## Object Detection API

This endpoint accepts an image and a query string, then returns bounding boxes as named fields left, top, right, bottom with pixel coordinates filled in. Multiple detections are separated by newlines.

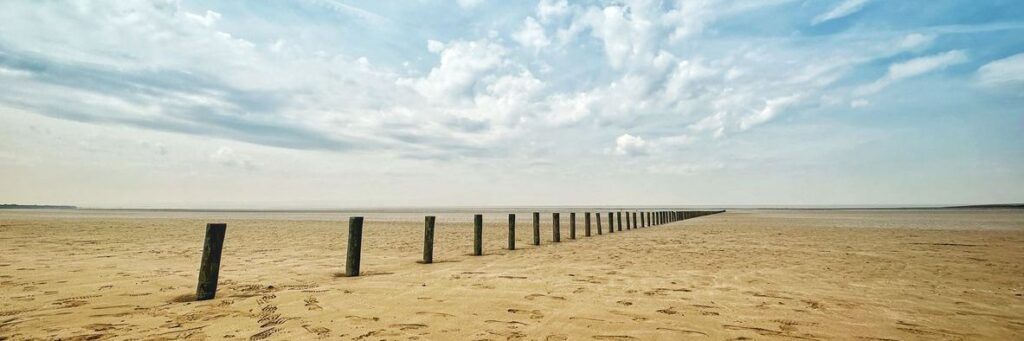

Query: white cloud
left=739, top=94, right=803, bottom=131
left=898, top=33, right=935, bottom=51
left=184, top=10, right=222, bottom=27
left=537, top=0, right=570, bottom=22
left=614, top=133, right=648, bottom=156
left=857, top=50, right=968, bottom=95
left=512, top=17, right=551, bottom=51
left=578, top=4, right=660, bottom=70
left=427, top=40, right=445, bottom=53
left=850, top=99, right=870, bottom=108
left=402, top=40, right=508, bottom=102
left=812, top=0, right=870, bottom=25
left=975, top=53, right=1024, bottom=88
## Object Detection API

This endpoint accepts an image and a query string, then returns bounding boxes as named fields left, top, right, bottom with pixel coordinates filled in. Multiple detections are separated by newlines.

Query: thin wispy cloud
left=813, top=0, right=870, bottom=25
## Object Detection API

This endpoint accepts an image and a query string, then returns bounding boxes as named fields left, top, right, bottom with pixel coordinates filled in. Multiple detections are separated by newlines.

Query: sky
left=0, top=0, right=1022, bottom=209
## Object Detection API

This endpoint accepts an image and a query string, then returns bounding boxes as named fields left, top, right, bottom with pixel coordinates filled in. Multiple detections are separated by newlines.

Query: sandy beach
left=1, top=209, right=1022, bottom=340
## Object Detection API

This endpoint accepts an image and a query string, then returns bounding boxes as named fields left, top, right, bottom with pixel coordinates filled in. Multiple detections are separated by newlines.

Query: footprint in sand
left=389, top=323, right=428, bottom=331
left=592, top=336, right=639, bottom=340
left=656, top=307, right=678, bottom=315
left=524, top=293, right=566, bottom=301
left=302, top=324, right=331, bottom=338
left=508, top=308, right=544, bottom=319
left=249, top=327, right=279, bottom=340
left=345, top=315, right=381, bottom=322
left=304, top=296, right=323, bottom=311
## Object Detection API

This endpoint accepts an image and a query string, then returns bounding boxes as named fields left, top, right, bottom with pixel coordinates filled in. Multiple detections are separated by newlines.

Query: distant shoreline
left=0, top=204, right=77, bottom=210
left=1, top=203, right=1020, bottom=212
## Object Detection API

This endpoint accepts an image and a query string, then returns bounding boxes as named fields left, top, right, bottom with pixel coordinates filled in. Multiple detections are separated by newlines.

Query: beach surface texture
left=1, top=209, right=1022, bottom=340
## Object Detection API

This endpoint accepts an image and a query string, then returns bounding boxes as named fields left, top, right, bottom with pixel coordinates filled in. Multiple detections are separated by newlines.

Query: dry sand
left=1, top=209, right=1022, bottom=340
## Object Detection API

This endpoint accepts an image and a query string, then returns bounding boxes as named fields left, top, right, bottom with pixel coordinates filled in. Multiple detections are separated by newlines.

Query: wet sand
left=1, top=209, right=1022, bottom=340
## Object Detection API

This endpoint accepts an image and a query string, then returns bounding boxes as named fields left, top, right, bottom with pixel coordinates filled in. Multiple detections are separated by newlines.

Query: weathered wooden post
left=474, top=214, right=483, bottom=256
left=617, top=211, right=622, bottom=231
left=640, top=211, right=645, bottom=227
left=196, top=223, right=226, bottom=300
left=584, top=212, right=591, bottom=237
left=596, top=212, right=603, bottom=235
left=569, top=212, right=576, bottom=239
left=608, top=212, right=615, bottom=234
left=532, top=212, right=540, bottom=245
left=508, top=214, right=516, bottom=250
left=552, top=213, right=561, bottom=243
left=625, top=211, right=631, bottom=230
left=345, top=217, right=363, bottom=277
left=423, top=216, right=435, bottom=264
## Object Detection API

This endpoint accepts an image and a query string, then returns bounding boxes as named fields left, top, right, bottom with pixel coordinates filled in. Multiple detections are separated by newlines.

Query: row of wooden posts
left=195, top=209, right=725, bottom=300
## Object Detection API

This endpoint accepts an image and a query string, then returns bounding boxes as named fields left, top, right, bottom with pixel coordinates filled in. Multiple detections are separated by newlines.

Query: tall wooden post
left=473, top=214, right=483, bottom=256
left=584, top=212, right=591, bottom=237
left=596, top=212, right=603, bottom=235
left=508, top=214, right=516, bottom=250
left=552, top=213, right=561, bottom=243
left=617, top=212, right=622, bottom=231
left=569, top=212, right=576, bottom=239
left=196, top=223, right=226, bottom=300
left=532, top=212, right=540, bottom=245
left=345, top=217, right=363, bottom=277
left=423, top=216, right=435, bottom=264
left=625, top=211, right=631, bottom=230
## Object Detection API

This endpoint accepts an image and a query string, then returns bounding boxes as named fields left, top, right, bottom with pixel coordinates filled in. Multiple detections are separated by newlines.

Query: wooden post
left=474, top=214, right=483, bottom=256
left=640, top=211, right=645, bottom=227
left=423, top=216, right=435, bottom=264
left=625, top=211, right=631, bottom=230
left=508, top=214, right=516, bottom=250
left=532, top=212, right=540, bottom=245
left=608, top=212, right=615, bottom=234
left=552, top=213, right=561, bottom=243
left=632, top=212, right=637, bottom=229
left=196, top=223, right=226, bottom=300
left=596, top=212, right=603, bottom=235
left=617, top=211, right=622, bottom=231
left=345, top=217, right=363, bottom=277
left=584, top=212, right=591, bottom=237
left=569, top=212, right=576, bottom=240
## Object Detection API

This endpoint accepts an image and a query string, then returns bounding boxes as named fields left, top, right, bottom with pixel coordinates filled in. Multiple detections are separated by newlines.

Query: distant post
left=196, top=223, right=226, bottom=300
left=552, top=213, right=561, bottom=243
left=625, top=212, right=631, bottom=230
left=532, top=212, right=540, bottom=245
left=423, top=216, right=435, bottom=264
left=508, top=214, right=516, bottom=250
left=345, top=217, right=363, bottom=277
left=632, top=212, right=637, bottom=228
left=569, top=212, right=576, bottom=239
left=474, top=214, right=483, bottom=256
left=584, top=212, right=591, bottom=237
left=596, top=212, right=603, bottom=235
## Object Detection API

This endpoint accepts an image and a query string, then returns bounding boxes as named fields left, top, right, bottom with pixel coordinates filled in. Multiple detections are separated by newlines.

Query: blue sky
left=0, top=0, right=1021, bottom=208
